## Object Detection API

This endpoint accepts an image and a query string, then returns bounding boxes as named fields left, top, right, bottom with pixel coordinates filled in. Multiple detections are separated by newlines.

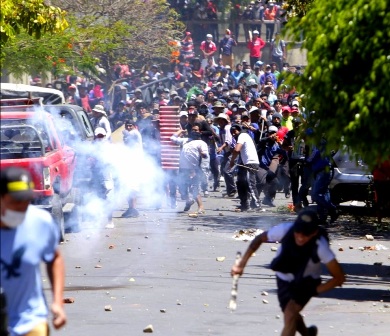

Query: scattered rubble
left=104, top=305, right=112, bottom=311
left=233, top=228, right=263, bottom=241
left=216, top=257, right=226, bottom=262
left=160, top=309, right=166, bottom=313
left=262, top=299, right=269, bottom=304
left=143, top=324, right=154, bottom=333
left=95, top=265, right=102, bottom=268
left=108, top=245, right=115, bottom=249
left=63, top=298, right=75, bottom=304
left=271, top=246, right=278, bottom=252
left=365, top=234, right=374, bottom=241
left=261, top=291, right=268, bottom=296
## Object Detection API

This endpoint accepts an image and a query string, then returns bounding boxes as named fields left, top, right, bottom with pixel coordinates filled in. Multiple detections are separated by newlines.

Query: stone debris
left=365, top=234, right=374, bottom=241
left=63, top=297, right=75, bottom=304
left=75, top=266, right=81, bottom=268
left=143, top=324, right=154, bottom=333
left=271, top=246, right=278, bottom=252
left=160, top=309, right=166, bottom=313
left=176, top=301, right=182, bottom=305
left=108, top=245, right=115, bottom=249
left=339, top=248, right=344, bottom=251
left=262, top=299, right=269, bottom=304
left=127, top=248, right=132, bottom=252
left=219, top=213, right=224, bottom=216
left=233, top=228, right=263, bottom=241
left=145, top=236, right=149, bottom=239
left=261, top=291, right=268, bottom=296
left=384, top=304, right=389, bottom=308
left=216, top=257, right=226, bottom=262
left=95, top=265, right=102, bottom=268
left=188, top=213, right=198, bottom=218
left=104, top=305, right=112, bottom=311
left=349, top=246, right=354, bottom=249
left=129, top=278, right=135, bottom=282
left=276, top=315, right=281, bottom=319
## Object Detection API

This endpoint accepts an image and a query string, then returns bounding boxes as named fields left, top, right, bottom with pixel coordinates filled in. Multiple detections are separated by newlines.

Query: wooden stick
left=229, top=251, right=242, bottom=311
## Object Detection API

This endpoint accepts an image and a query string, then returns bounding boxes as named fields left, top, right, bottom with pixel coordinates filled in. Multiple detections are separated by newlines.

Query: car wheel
left=51, top=193, right=65, bottom=242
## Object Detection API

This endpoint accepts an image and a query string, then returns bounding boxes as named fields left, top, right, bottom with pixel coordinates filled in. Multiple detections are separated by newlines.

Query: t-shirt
left=267, top=222, right=335, bottom=282
left=237, top=132, right=259, bottom=165
left=171, top=136, right=209, bottom=170
left=0, top=205, right=59, bottom=335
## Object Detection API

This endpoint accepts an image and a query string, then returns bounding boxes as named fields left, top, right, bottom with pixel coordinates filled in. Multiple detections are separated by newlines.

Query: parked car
left=0, top=110, right=77, bottom=240
left=329, top=148, right=373, bottom=205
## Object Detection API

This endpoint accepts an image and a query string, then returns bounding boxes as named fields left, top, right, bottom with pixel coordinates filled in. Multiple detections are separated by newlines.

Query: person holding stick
left=228, top=124, right=262, bottom=211
left=231, top=209, right=345, bottom=336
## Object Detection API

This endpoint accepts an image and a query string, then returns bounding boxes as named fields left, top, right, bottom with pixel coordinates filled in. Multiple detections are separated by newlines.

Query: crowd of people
left=169, top=0, right=287, bottom=43
left=37, top=22, right=334, bottom=226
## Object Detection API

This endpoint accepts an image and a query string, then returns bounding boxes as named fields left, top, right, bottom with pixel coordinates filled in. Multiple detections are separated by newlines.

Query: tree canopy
left=1, top=0, right=184, bottom=84
left=0, top=0, right=68, bottom=47
left=286, top=0, right=390, bottom=168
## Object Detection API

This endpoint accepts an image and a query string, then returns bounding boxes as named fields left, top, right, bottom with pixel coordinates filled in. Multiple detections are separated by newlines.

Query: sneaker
left=285, top=192, right=291, bottom=199
left=307, top=325, right=318, bottom=336
left=183, top=199, right=195, bottom=211
left=262, top=198, right=276, bottom=207
left=122, top=208, right=139, bottom=218
left=105, top=222, right=114, bottom=229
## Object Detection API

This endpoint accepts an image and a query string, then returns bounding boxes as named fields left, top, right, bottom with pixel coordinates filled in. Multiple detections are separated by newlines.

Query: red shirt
left=247, top=37, right=266, bottom=58
left=200, top=40, right=217, bottom=56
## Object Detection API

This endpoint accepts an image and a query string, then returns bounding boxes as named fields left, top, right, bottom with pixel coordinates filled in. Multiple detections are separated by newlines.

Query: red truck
left=0, top=110, right=76, bottom=240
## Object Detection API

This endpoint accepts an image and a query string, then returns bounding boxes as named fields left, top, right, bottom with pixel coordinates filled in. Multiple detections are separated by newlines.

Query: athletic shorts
left=277, top=276, right=321, bottom=312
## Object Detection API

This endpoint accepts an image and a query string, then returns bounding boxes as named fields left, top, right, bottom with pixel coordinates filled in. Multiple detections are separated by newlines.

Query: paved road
left=47, top=189, right=390, bottom=336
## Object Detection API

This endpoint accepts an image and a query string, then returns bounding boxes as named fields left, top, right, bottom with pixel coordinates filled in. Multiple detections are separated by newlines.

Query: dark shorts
left=277, top=276, right=321, bottom=312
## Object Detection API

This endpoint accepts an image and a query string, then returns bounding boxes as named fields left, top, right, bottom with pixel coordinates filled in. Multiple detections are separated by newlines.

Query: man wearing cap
left=231, top=209, right=345, bottom=336
left=219, top=29, right=237, bottom=69
left=200, top=34, right=217, bottom=70
left=91, top=104, right=112, bottom=140
left=212, top=100, right=225, bottom=116
left=247, top=30, right=266, bottom=69
left=257, top=125, right=288, bottom=207
left=281, top=106, right=293, bottom=130
left=1, top=167, right=67, bottom=335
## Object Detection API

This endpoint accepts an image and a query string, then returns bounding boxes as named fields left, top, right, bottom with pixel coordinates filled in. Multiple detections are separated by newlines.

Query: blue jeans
left=311, top=170, right=336, bottom=221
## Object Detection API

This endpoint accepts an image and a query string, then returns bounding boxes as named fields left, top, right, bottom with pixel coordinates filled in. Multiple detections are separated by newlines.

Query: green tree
left=286, top=0, right=390, bottom=168
left=2, top=0, right=184, bottom=85
left=0, top=0, right=68, bottom=47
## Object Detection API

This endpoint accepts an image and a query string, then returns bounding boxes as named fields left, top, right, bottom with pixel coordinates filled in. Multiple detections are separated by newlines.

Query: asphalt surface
left=45, top=187, right=390, bottom=336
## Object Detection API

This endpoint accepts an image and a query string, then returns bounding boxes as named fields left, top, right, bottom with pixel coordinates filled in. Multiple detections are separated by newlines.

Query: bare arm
left=316, top=259, right=345, bottom=294
left=46, top=250, right=67, bottom=329
left=228, top=143, right=242, bottom=169
left=231, top=231, right=269, bottom=276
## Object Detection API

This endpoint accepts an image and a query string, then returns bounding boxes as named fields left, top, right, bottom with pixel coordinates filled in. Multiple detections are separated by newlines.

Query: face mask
left=225, top=35, right=230, bottom=38
left=1, top=209, right=27, bottom=228
left=245, top=69, right=251, bottom=74
left=265, top=70, right=271, bottom=74
left=190, top=131, right=202, bottom=140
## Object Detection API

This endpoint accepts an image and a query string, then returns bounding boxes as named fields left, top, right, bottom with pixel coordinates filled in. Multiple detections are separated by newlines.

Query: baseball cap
left=248, top=79, right=257, bottom=86
left=206, top=34, right=213, bottom=38
left=179, top=111, right=188, bottom=117
left=253, top=30, right=259, bottom=35
left=94, top=127, right=107, bottom=136
left=268, top=126, right=278, bottom=133
left=0, top=167, right=34, bottom=200
left=293, top=209, right=320, bottom=235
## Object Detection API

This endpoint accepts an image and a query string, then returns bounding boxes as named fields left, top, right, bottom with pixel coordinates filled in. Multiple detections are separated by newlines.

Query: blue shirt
left=1, top=205, right=59, bottom=336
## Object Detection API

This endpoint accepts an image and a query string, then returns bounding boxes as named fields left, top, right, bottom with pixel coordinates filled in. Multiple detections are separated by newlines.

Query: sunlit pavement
left=48, top=190, right=390, bottom=336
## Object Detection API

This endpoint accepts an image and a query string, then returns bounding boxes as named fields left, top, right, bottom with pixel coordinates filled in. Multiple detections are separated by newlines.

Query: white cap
left=268, top=126, right=278, bottom=133
left=94, top=127, right=107, bottom=136
left=179, top=111, right=188, bottom=117
left=253, top=30, right=259, bottom=35
left=248, top=78, right=257, bottom=86
left=206, top=34, right=213, bottom=38
left=292, top=100, right=300, bottom=107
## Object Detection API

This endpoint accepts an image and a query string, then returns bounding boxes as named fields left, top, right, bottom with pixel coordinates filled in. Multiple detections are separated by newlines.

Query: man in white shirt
left=231, top=209, right=345, bottom=336
left=229, top=124, right=262, bottom=211
left=170, top=123, right=209, bottom=213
